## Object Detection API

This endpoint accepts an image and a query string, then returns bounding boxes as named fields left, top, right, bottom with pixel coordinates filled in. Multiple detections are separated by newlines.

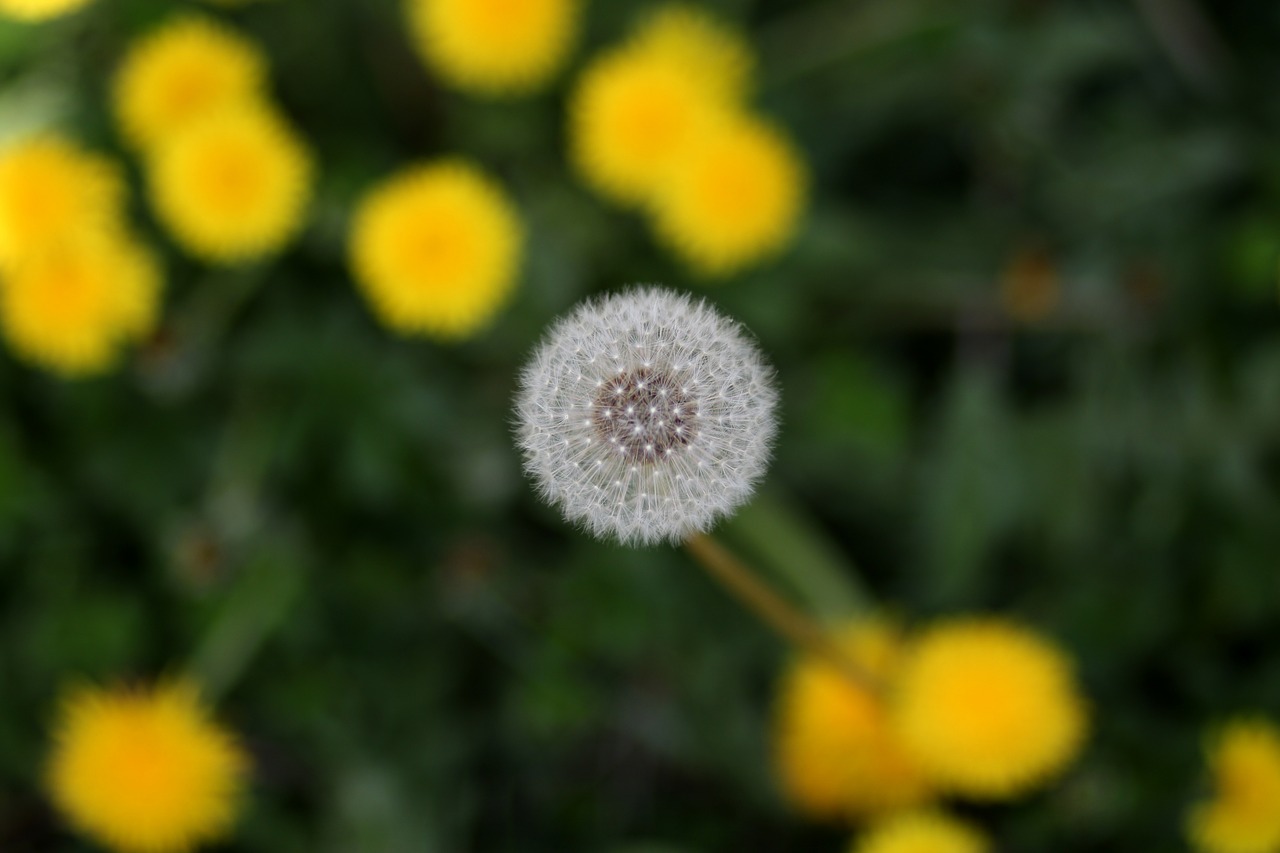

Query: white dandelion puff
left=515, top=286, right=778, bottom=546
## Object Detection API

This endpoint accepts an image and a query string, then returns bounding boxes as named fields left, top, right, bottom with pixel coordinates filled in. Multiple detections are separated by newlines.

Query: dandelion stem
left=725, top=489, right=870, bottom=622
left=684, top=532, right=878, bottom=693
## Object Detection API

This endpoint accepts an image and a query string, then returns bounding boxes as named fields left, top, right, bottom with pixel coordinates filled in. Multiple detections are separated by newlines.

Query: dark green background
left=1, top=0, right=1278, bottom=849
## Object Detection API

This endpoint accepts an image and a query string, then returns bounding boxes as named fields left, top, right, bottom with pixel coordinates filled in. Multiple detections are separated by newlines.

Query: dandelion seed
left=515, top=286, right=776, bottom=546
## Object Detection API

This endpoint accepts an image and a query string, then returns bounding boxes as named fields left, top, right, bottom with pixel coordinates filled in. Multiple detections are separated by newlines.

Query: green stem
left=185, top=537, right=302, bottom=703
left=684, top=532, right=878, bottom=693
left=722, top=488, right=869, bottom=624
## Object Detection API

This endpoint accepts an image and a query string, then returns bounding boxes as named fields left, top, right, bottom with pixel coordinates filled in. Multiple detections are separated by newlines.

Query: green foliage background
left=2, top=0, right=1279, bottom=849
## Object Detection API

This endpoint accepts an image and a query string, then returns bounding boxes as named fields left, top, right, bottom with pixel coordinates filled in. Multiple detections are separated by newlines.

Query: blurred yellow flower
left=148, top=104, right=313, bottom=264
left=407, top=0, right=580, bottom=95
left=1000, top=244, right=1060, bottom=325
left=348, top=160, right=523, bottom=338
left=851, top=811, right=990, bottom=853
left=113, top=15, right=267, bottom=153
left=0, top=136, right=124, bottom=270
left=1, top=231, right=161, bottom=375
left=891, top=617, right=1088, bottom=799
left=0, top=0, right=91, bottom=21
left=1189, top=718, right=1280, bottom=853
left=631, top=4, right=754, bottom=102
left=569, top=46, right=726, bottom=207
left=569, top=6, right=755, bottom=208
left=46, top=680, right=246, bottom=853
left=649, top=113, right=806, bottom=277
left=774, top=619, right=933, bottom=820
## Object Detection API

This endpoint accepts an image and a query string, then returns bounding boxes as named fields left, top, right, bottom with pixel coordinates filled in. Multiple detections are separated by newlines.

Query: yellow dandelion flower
left=1188, top=718, right=1280, bottom=853
left=407, top=0, right=580, bottom=95
left=774, top=619, right=933, bottom=820
left=649, top=112, right=806, bottom=277
left=891, top=617, right=1088, bottom=799
left=0, top=0, right=91, bottom=21
left=631, top=4, right=754, bottom=102
left=1, top=231, right=162, bottom=376
left=46, top=679, right=247, bottom=853
left=148, top=103, right=313, bottom=264
left=113, top=15, right=268, bottom=153
left=348, top=160, right=523, bottom=339
left=569, top=45, right=730, bottom=207
left=851, top=811, right=990, bottom=853
left=0, top=136, right=124, bottom=270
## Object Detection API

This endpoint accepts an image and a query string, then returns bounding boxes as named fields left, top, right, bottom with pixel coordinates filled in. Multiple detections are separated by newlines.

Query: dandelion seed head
left=516, top=286, right=777, bottom=546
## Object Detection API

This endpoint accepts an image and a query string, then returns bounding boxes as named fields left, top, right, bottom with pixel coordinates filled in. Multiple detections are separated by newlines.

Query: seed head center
left=593, top=367, right=699, bottom=464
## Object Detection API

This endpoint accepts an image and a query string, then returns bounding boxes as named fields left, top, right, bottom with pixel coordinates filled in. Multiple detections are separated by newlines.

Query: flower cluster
left=775, top=619, right=932, bottom=818
left=1188, top=718, right=1280, bottom=853
left=0, top=136, right=162, bottom=375
left=569, top=4, right=807, bottom=277
left=5, top=5, right=1241, bottom=853
left=775, top=614, right=1089, bottom=847
left=516, top=287, right=777, bottom=545
left=46, top=679, right=248, bottom=853
left=407, top=0, right=582, bottom=95
left=114, top=15, right=314, bottom=264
